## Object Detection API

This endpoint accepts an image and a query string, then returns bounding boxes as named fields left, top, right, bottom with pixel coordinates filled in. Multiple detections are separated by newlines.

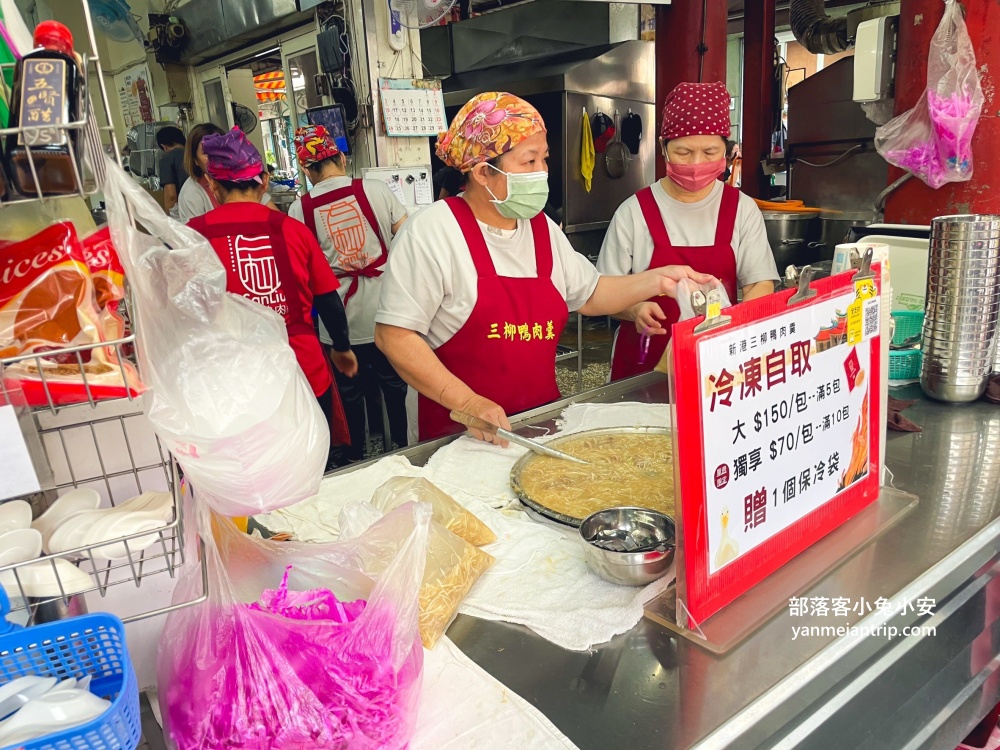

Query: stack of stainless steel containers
left=920, top=214, right=1000, bottom=402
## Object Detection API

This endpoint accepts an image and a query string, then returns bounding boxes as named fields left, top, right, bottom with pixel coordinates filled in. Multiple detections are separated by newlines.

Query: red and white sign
left=671, top=270, right=882, bottom=627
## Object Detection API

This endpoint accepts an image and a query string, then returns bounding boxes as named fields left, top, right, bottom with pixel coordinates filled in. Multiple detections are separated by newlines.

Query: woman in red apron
left=290, top=125, right=410, bottom=461
left=186, top=127, right=356, bottom=466
left=598, top=81, right=778, bottom=381
left=374, top=92, right=715, bottom=445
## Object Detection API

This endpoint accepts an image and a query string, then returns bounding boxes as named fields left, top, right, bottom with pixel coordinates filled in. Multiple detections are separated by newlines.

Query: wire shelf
left=0, top=399, right=206, bottom=625
left=1, top=336, right=141, bottom=418
left=0, top=0, right=205, bottom=626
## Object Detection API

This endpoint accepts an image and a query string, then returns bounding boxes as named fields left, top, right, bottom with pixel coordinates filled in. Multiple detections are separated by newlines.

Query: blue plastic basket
left=0, top=592, right=140, bottom=750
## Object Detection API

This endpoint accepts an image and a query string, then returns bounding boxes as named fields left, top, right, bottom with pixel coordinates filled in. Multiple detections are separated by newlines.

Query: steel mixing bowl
left=579, top=507, right=675, bottom=587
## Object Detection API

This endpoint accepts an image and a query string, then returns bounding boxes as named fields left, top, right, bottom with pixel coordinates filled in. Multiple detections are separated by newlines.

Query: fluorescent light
left=254, top=47, right=280, bottom=59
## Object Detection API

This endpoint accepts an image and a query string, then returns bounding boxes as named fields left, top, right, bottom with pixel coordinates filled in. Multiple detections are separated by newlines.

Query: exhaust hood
left=173, top=0, right=311, bottom=65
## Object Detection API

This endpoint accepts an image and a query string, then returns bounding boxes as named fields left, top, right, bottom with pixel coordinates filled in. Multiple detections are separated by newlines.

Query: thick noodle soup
left=517, top=432, right=674, bottom=521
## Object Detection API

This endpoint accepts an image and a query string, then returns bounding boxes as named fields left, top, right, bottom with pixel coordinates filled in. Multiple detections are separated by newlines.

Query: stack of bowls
left=920, top=214, right=1000, bottom=402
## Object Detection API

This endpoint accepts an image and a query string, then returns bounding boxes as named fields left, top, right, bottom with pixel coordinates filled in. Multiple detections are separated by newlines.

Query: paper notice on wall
left=115, top=63, right=155, bottom=129
left=413, top=173, right=433, bottom=205
left=385, top=177, right=406, bottom=205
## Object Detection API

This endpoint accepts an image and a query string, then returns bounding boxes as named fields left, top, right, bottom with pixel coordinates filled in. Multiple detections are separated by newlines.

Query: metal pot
left=762, top=210, right=820, bottom=269
left=510, top=426, right=670, bottom=527
left=817, top=213, right=871, bottom=259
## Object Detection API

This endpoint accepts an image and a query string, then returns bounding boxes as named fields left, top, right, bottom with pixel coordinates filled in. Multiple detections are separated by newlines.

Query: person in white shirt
left=177, top=122, right=273, bottom=222
left=598, top=81, right=778, bottom=381
left=288, top=125, right=409, bottom=460
left=374, top=91, right=715, bottom=445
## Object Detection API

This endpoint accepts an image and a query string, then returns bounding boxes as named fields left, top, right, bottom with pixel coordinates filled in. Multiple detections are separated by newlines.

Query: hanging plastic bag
left=158, top=499, right=428, bottom=750
left=875, top=0, right=984, bottom=188
left=340, top=498, right=495, bottom=649
left=100, top=155, right=328, bottom=516
left=656, top=278, right=733, bottom=376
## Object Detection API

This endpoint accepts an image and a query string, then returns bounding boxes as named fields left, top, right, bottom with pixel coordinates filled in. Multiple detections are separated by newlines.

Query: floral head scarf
left=436, top=92, right=546, bottom=173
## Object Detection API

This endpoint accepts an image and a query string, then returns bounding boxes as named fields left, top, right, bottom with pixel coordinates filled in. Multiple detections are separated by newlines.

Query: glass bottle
left=5, top=21, right=84, bottom=197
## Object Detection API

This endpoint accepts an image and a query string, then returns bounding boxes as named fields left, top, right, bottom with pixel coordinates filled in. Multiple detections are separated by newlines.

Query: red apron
left=609, top=183, right=740, bottom=381
left=417, top=198, right=569, bottom=442
left=188, top=211, right=330, bottom=395
left=301, top=180, right=389, bottom=306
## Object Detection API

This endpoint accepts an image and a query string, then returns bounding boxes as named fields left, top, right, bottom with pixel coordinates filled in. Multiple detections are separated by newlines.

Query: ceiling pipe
left=789, top=0, right=850, bottom=54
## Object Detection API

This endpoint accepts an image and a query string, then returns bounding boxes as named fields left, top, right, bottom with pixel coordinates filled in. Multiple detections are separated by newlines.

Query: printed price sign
left=672, top=270, right=882, bottom=627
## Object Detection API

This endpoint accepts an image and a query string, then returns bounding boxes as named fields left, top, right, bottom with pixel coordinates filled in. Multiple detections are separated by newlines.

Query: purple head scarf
left=202, top=127, right=264, bottom=183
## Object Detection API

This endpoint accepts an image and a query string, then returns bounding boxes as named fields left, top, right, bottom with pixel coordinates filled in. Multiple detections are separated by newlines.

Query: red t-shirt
left=188, top=202, right=340, bottom=397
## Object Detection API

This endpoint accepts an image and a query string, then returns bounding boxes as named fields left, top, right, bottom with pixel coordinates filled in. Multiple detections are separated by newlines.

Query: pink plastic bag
left=874, top=0, right=984, bottom=189
left=157, top=499, right=429, bottom=750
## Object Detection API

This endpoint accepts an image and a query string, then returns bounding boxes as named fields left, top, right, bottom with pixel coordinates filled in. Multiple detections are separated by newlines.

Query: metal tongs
left=449, top=411, right=589, bottom=464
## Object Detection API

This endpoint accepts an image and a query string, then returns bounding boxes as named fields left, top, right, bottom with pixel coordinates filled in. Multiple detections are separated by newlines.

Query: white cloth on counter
left=254, top=454, right=424, bottom=540
left=457, top=494, right=674, bottom=651
left=554, top=401, right=672, bottom=435
left=424, top=402, right=675, bottom=651
left=412, top=636, right=579, bottom=750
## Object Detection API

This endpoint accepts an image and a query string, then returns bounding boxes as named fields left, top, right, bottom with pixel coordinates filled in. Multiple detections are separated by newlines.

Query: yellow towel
left=580, top=111, right=595, bottom=192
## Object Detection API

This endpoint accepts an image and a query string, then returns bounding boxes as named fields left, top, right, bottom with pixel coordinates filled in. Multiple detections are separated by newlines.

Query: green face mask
left=486, top=163, right=549, bottom=220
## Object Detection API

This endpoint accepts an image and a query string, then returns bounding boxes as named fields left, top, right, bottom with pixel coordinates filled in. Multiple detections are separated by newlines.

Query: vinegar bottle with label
left=5, top=21, right=84, bottom=197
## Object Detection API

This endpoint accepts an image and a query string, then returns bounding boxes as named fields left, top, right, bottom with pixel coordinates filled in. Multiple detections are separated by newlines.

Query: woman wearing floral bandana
left=375, top=92, right=715, bottom=445
left=598, top=81, right=778, bottom=382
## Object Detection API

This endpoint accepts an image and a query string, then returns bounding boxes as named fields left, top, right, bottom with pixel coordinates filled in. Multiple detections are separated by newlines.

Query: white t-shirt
left=377, top=199, right=601, bottom=443
left=177, top=177, right=273, bottom=223
left=289, top=176, right=408, bottom=345
left=376, top=199, right=600, bottom=349
left=597, top=180, right=778, bottom=288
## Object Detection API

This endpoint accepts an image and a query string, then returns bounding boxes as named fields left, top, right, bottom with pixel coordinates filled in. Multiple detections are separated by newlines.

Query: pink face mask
left=665, top=157, right=726, bottom=193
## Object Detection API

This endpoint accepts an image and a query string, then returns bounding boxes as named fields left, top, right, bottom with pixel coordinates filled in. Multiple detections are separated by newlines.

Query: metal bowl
left=578, top=507, right=675, bottom=587
left=509, top=426, right=672, bottom=527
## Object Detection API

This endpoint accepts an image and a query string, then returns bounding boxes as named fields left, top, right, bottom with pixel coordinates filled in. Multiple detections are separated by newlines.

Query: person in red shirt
left=187, top=127, right=358, bottom=466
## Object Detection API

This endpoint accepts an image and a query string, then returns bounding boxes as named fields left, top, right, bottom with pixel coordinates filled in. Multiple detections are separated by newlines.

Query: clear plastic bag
left=676, top=277, right=733, bottom=321
left=158, top=499, right=428, bottom=750
left=100, top=155, right=328, bottom=516
left=340, top=498, right=495, bottom=649
left=371, top=477, right=497, bottom=547
left=655, top=279, right=733, bottom=376
left=875, top=0, right=984, bottom=188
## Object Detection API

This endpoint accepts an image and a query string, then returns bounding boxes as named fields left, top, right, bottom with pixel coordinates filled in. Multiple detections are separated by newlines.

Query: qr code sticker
left=863, top=298, right=879, bottom=339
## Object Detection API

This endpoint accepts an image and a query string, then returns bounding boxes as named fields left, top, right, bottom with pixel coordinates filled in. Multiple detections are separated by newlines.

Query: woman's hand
left=331, top=349, right=359, bottom=378
left=649, top=266, right=718, bottom=298
left=457, top=394, right=512, bottom=447
left=633, top=301, right=667, bottom=335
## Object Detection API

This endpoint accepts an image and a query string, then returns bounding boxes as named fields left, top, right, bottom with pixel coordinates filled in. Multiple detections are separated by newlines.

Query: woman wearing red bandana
left=375, top=92, right=714, bottom=445
left=288, top=125, right=410, bottom=461
left=186, top=127, right=357, bottom=468
left=598, top=81, right=778, bottom=381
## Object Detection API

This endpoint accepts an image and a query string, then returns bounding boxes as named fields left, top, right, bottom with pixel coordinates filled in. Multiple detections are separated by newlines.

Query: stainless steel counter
left=345, top=374, right=1000, bottom=750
